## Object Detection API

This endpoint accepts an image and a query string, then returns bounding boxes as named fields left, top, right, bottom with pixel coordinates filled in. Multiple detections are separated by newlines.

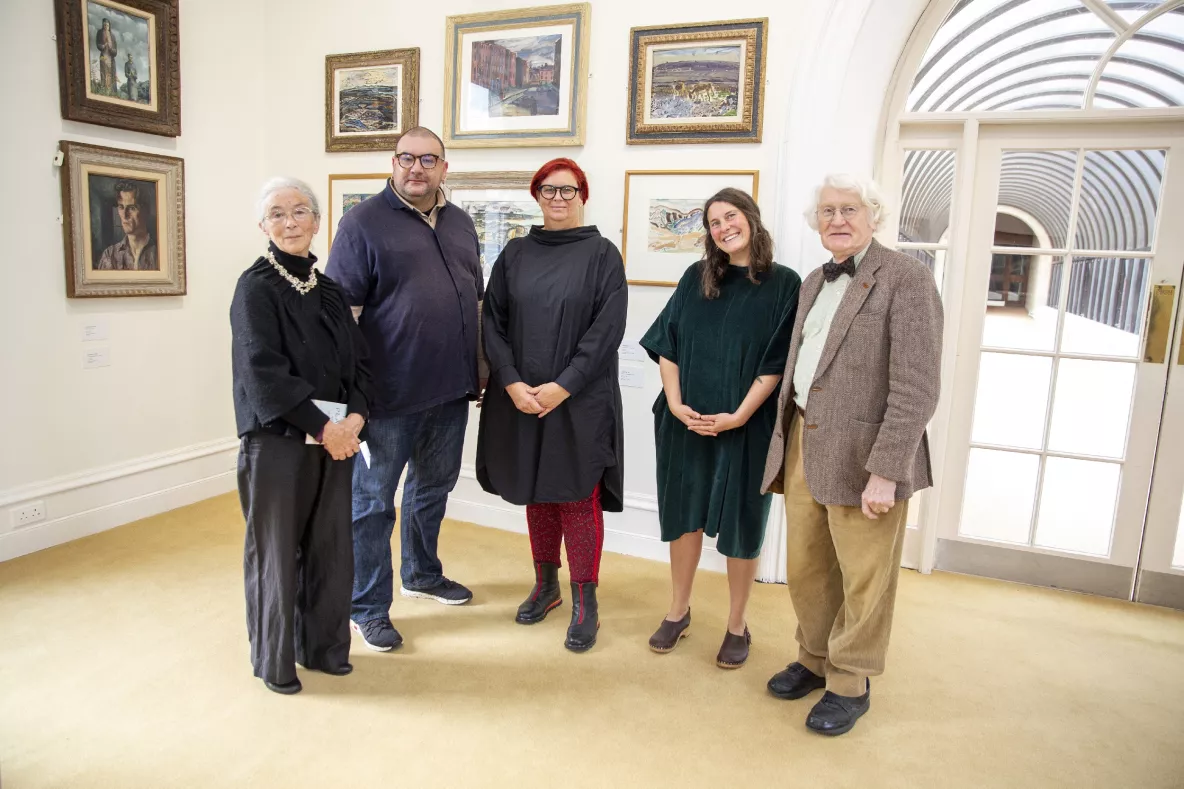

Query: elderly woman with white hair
left=760, top=173, right=943, bottom=736
left=230, top=177, right=373, bottom=694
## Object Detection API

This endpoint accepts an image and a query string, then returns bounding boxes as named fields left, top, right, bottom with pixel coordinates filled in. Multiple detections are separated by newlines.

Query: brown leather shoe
left=648, top=608, right=691, bottom=653
left=715, top=626, right=751, bottom=669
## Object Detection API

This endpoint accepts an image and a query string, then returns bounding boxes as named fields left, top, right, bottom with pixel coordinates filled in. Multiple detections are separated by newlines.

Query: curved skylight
left=908, top=0, right=1184, bottom=111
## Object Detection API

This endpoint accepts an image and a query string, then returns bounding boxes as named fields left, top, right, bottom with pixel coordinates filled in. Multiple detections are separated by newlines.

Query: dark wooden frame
left=54, top=0, right=181, bottom=137
left=325, top=48, right=420, bottom=152
left=59, top=141, right=187, bottom=298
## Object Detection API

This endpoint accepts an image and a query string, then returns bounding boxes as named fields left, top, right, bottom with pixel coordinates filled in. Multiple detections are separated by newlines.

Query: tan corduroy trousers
left=783, top=416, right=908, bottom=697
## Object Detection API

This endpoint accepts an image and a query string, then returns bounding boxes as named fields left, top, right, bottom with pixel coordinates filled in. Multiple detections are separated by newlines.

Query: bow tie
left=822, top=259, right=856, bottom=282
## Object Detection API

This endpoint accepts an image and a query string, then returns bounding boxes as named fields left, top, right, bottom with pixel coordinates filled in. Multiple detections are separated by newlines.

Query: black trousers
left=238, top=432, right=354, bottom=684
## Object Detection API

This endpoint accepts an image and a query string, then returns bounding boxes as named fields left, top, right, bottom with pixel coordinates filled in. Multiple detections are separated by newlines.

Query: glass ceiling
left=908, top=0, right=1184, bottom=111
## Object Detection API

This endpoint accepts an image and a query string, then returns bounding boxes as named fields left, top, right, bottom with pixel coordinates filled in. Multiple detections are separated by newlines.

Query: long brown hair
left=699, top=188, right=774, bottom=299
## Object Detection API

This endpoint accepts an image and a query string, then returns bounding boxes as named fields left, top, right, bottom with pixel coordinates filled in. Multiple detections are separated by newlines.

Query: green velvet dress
left=641, top=262, right=800, bottom=559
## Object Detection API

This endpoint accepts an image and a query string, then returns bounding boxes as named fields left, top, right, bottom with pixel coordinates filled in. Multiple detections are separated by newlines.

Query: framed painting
left=325, top=48, right=420, bottom=152
left=444, top=172, right=543, bottom=279
left=627, top=18, right=767, bottom=145
left=622, top=170, right=759, bottom=286
left=443, top=4, right=591, bottom=148
left=327, top=173, right=389, bottom=250
left=59, top=141, right=186, bottom=298
left=54, top=0, right=181, bottom=137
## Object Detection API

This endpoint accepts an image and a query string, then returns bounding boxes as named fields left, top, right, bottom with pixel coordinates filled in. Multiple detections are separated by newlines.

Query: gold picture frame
left=325, top=48, right=420, bottom=152
left=327, top=173, right=389, bottom=250
left=59, top=140, right=186, bottom=298
left=443, top=3, right=591, bottom=148
left=627, top=18, right=768, bottom=145
left=622, top=169, right=759, bottom=286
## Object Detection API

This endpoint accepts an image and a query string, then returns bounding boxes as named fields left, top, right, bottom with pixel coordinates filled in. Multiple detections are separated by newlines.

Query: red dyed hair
left=530, top=158, right=589, bottom=203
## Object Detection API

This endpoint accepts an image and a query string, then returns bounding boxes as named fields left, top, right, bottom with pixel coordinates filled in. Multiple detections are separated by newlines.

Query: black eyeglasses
left=539, top=185, right=578, bottom=200
left=395, top=153, right=441, bottom=170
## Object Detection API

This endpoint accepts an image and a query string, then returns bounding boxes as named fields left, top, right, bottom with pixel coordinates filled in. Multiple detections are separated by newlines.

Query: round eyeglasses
left=816, top=205, right=863, bottom=223
left=539, top=185, right=578, bottom=201
left=265, top=207, right=316, bottom=224
left=395, top=153, right=441, bottom=170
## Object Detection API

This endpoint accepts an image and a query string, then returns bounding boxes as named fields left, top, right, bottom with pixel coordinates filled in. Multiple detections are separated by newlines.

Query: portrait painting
left=445, top=172, right=542, bottom=279
left=328, top=174, right=389, bottom=250
left=622, top=170, right=758, bottom=286
left=648, top=199, right=705, bottom=253
left=627, top=19, right=767, bottom=145
left=54, top=0, right=180, bottom=136
left=444, top=4, right=590, bottom=148
left=325, top=49, right=419, bottom=152
left=59, top=141, right=186, bottom=297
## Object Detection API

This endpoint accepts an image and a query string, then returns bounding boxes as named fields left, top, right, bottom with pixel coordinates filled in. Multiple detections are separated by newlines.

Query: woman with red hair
left=476, top=158, right=627, bottom=652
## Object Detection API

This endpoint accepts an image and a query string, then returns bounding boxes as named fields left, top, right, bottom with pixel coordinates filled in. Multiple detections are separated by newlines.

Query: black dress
left=230, top=241, right=373, bottom=685
left=477, top=225, right=627, bottom=512
left=641, top=262, right=800, bottom=559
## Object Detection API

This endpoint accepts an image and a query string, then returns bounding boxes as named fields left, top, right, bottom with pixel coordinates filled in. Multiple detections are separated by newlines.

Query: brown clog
left=715, top=626, right=752, bottom=669
left=648, top=608, right=691, bottom=653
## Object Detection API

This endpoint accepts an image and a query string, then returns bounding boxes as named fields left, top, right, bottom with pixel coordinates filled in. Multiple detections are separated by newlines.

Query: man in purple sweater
left=326, top=127, right=486, bottom=652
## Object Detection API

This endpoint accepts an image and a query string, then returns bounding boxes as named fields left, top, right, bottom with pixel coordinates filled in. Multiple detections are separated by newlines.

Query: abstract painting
left=59, top=141, right=186, bottom=297
left=444, top=4, right=590, bottom=148
left=648, top=199, right=705, bottom=253
left=326, top=49, right=419, bottom=152
left=54, top=0, right=180, bottom=136
left=622, top=170, right=758, bottom=286
left=445, top=172, right=542, bottom=279
left=627, top=18, right=767, bottom=145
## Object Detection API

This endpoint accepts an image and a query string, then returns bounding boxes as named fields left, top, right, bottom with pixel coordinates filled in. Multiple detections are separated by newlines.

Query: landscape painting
left=648, top=199, right=704, bottom=253
left=85, top=0, right=154, bottom=107
left=648, top=45, right=740, bottom=121
left=336, top=65, right=401, bottom=135
left=471, top=34, right=562, bottom=118
left=325, top=49, right=419, bottom=152
left=327, top=173, right=388, bottom=249
left=460, top=200, right=543, bottom=278
left=627, top=19, right=767, bottom=145
left=342, top=192, right=374, bottom=213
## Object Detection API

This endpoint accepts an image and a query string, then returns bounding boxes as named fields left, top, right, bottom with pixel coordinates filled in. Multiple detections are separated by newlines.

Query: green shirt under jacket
left=641, top=262, right=800, bottom=559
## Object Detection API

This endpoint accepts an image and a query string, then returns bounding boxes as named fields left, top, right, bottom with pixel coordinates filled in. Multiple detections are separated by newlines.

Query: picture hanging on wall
left=54, top=0, right=181, bottom=137
left=59, top=141, right=186, bottom=298
left=621, top=170, right=759, bottom=286
left=444, top=172, right=543, bottom=279
left=443, top=3, right=591, bottom=148
left=626, top=18, right=767, bottom=145
left=327, top=173, right=390, bottom=250
left=325, top=48, right=420, bottom=152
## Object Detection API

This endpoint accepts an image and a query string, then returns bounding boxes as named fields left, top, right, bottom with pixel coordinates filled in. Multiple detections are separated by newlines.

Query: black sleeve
left=483, top=245, right=522, bottom=388
left=230, top=276, right=320, bottom=429
left=346, top=314, right=374, bottom=421
left=554, top=242, right=628, bottom=397
left=757, top=270, right=802, bottom=377
left=640, top=264, right=696, bottom=364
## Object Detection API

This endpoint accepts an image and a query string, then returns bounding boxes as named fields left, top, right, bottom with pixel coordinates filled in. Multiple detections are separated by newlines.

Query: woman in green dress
left=640, top=188, right=800, bottom=669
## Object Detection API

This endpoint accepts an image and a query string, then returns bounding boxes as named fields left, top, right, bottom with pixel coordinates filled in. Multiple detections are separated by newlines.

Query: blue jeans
left=350, top=399, right=468, bottom=623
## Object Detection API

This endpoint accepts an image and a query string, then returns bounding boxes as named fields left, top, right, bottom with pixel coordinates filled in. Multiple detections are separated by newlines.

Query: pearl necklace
left=266, top=249, right=317, bottom=295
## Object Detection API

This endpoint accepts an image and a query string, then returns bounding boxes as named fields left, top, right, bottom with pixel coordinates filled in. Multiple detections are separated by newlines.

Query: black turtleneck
left=269, top=240, right=316, bottom=279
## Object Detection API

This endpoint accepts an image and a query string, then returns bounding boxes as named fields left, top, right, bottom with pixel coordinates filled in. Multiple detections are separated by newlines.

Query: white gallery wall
left=0, top=0, right=927, bottom=563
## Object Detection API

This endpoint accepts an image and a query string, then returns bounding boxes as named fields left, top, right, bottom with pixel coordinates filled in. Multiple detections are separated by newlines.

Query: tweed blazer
left=761, top=238, right=943, bottom=506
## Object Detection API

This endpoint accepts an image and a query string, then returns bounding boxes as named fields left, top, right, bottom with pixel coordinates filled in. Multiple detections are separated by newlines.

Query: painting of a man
left=96, top=18, right=117, bottom=92
left=96, top=179, right=158, bottom=271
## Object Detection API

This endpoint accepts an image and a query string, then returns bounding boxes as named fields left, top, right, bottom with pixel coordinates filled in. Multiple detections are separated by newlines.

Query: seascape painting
left=470, top=34, right=562, bottom=118
left=460, top=199, right=543, bottom=277
left=648, top=199, right=705, bottom=253
left=85, top=0, right=153, bottom=106
left=649, top=45, right=741, bottom=120
left=337, top=65, right=401, bottom=135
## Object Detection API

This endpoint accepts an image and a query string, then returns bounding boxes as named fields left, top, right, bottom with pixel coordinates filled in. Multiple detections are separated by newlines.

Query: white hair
left=257, top=176, right=320, bottom=220
left=804, top=173, right=890, bottom=230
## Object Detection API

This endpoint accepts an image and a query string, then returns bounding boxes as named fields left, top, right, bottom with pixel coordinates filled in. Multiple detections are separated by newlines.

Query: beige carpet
left=1, top=493, right=1182, bottom=789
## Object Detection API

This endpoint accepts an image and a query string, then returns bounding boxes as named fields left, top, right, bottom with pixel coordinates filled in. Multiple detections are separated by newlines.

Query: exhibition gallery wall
left=0, top=0, right=926, bottom=564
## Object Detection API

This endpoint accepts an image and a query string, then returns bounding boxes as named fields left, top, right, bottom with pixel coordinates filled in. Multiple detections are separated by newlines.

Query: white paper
left=82, top=320, right=109, bottom=341
left=618, top=339, right=647, bottom=362
left=305, top=400, right=348, bottom=444
left=82, top=347, right=110, bottom=369
left=618, top=366, right=645, bottom=389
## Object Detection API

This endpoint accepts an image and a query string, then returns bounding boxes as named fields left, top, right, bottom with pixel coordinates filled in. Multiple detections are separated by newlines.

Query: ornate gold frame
left=325, top=48, right=420, bottom=153
left=627, top=18, right=768, bottom=145
left=443, top=4, right=591, bottom=148
left=621, top=169, right=760, bottom=286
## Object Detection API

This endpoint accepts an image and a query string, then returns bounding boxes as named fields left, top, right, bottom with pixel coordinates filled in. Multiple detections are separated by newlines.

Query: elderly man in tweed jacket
left=762, top=174, right=943, bottom=736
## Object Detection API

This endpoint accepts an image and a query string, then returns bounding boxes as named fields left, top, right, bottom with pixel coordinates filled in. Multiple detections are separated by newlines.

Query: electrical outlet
left=10, top=501, right=46, bottom=529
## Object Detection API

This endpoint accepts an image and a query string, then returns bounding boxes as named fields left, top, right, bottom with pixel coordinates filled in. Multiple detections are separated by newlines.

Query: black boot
left=565, top=581, right=599, bottom=652
left=515, top=562, right=562, bottom=624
